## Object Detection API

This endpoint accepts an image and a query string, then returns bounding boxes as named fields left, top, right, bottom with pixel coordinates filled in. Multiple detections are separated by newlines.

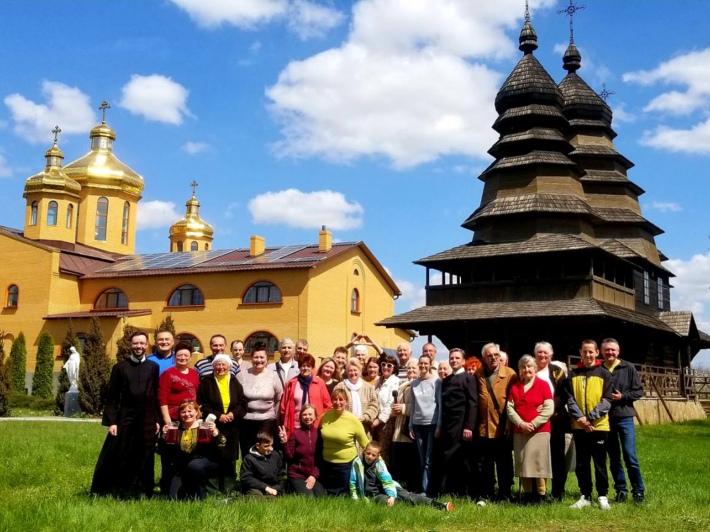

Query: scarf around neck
left=297, top=374, right=313, bottom=404
left=344, top=378, right=363, bottom=417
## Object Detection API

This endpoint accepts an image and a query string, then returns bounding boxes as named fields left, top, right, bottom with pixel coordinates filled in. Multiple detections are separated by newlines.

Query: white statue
left=63, top=346, right=81, bottom=392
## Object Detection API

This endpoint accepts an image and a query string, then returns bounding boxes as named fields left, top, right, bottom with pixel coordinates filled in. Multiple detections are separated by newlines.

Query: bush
left=9, top=393, right=55, bottom=411
left=0, top=333, right=12, bottom=417
left=155, top=315, right=176, bottom=340
left=78, top=318, right=112, bottom=416
left=31, top=332, right=55, bottom=399
left=9, top=332, right=27, bottom=394
left=55, top=322, right=79, bottom=416
left=115, top=323, right=140, bottom=362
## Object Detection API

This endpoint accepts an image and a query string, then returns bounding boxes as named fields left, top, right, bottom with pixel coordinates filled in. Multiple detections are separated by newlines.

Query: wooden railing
left=695, top=375, right=710, bottom=401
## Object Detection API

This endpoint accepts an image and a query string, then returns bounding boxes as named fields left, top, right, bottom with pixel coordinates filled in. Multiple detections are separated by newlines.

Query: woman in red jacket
left=280, top=354, right=332, bottom=438
left=278, top=404, right=324, bottom=496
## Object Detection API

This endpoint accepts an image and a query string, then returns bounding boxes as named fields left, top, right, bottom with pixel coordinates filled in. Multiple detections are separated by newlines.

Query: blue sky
left=0, top=1, right=709, bottom=365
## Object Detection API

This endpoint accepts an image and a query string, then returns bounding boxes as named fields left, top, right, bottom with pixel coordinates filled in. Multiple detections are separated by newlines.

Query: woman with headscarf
left=196, top=353, right=247, bottom=493
left=333, top=358, right=378, bottom=433
left=280, top=353, right=331, bottom=439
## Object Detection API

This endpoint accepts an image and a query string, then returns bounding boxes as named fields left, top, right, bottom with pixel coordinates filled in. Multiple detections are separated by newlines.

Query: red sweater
left=508, top=376, right=553, bottom=434
left=158, top=366, right=199, bottom=420
left=280, top=376, right=332, bottom=438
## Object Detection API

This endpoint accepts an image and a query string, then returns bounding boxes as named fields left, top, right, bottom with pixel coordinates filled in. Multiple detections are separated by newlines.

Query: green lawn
left=1, top=420, right=709, bottom=532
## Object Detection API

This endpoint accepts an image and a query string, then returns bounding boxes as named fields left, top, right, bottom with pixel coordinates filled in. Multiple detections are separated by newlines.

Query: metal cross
left=600, top=83, right=615, bottom=102
left=190, top=180, right=198, bottom=195
left=99, top=100, right=111, bottom=123
left=525, top=0, right=530, bottom=23
left=51, top=125, right=61, bottom=144
left=558, top=0, right=586, bottom=44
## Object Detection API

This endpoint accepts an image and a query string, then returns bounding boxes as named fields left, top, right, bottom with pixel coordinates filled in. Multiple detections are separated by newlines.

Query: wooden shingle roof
left=493, top=104, right=567, bottom=133
left=495, top=54, right=564, bottom=113
left=480, top=151, right=579, bottom=178
left=594, top=208, right=664, bottom=236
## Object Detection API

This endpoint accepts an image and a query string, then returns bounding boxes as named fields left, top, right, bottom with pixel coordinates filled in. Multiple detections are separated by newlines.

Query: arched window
left=94, top=288, right=128, bottom=309
left=30, top=201, right=39, bottom=226
left=353, top=269, right=359, bottom=276
left=95, top=197, right=108, bottom=241
left=177, top=241, right=183, bottom=252
left=6, top=285, right=18, bottom=308
left=205, top=243, right=210, bottom=251
left=168, top=284, right=205, bottom=307
left=176, top=333, right=203, bottom=354
left=244, top=331, right=279, bottom=355
left=66, top=204, right=73, bottom=228
left=243, top=281, right=282, bottom=304
left=121, top=202, right=130, bottom=245
left=190, top=241, right=198, bottom=251
left=351, top=288, right=360, bottom=312
left=47, top=201, right=58, bottom=226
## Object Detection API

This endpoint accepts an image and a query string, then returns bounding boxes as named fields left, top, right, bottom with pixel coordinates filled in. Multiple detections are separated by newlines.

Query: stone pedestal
left=64, top=390, right=81, bottom=417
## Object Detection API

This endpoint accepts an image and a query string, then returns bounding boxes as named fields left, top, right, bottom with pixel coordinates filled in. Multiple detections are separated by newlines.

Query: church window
left=30, top=201, right=38, bottom=226
left=351, top=288, right=360, bottom=313
left=177, top=241, right=183, bottom=252
left=643, top=271, right=650, bottom=305
left=657, top=277, right=664, bottom=310
left=205, top=243, right=210, bottom=251
left=6, top=285, right=18, bottom=308
left=244, top=331, right=279, bottom=355
left=176, top=333, right=203, bottom=355
left=168, top=285, right=205, bottom=307
left=94, top=288, right=128, bottom=309
left=66, top=204, right=73, bottom=228
left=243, top=281, right=282, bottom=304
left=353, top=268, right=359, bottom=276
left=121, top=202, right=130, bottom=245
left=95, top=197, right=109, bottom=241
left=191, top=241, right=198, bottom=251
left=47, top=201, right=58, bottom=226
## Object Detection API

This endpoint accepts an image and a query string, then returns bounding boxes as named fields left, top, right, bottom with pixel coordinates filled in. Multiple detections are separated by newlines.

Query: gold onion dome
left=23, top=138, right=80, bottom=198
left=169, top=190, right=214, bottom=239
left=64, top=113, right=144, bottom=197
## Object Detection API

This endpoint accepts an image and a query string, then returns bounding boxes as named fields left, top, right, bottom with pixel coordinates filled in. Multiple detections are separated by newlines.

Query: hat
left=212, top=354, right=232, bottom=367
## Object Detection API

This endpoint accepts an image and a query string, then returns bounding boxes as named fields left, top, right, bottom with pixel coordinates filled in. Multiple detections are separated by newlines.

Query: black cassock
left=91, top=358, right=160, bottom=498
left=439, top=371, right=478, bottom=497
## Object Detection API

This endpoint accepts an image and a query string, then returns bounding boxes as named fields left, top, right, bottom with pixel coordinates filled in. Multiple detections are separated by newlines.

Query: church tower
left=23, top=126, right=81, bottom=244
left=169, top=181, right=214, bottom=252
left=64, top=101, right=144, bottom=254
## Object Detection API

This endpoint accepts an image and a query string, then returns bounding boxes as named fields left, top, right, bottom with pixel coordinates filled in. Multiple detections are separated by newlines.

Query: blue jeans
left=413, top=424, right=436, bottom=495
left=608, top=416, right=645, bottom=496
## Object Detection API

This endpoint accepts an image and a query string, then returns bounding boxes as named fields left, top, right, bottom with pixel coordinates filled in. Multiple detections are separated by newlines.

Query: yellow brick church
left=0, top=108, right=410, bottom=379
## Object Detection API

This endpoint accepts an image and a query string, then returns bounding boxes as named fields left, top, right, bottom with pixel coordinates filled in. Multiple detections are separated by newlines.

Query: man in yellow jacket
left=567, top=339, right=613, bottom=511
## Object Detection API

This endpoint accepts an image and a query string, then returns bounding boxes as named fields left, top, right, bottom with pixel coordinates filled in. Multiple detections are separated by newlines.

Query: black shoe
left=633, top=493, right=645, bottom=504
left=615, top=491, right=629, bottom=503
left=550, top=492, right=564, bottom=502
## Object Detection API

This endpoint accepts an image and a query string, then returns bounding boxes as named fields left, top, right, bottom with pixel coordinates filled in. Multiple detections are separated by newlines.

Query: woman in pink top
left=159, top=341, right=199, bottom=424
left=280, top=354, right=331, bottom=438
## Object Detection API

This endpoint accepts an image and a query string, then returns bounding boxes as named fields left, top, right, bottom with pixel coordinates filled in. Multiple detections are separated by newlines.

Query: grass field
left=1, top=419, right=709, bottom=532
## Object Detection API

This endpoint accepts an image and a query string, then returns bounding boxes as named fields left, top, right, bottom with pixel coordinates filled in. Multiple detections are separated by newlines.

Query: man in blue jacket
left=601, top=338, right=645, bottom=504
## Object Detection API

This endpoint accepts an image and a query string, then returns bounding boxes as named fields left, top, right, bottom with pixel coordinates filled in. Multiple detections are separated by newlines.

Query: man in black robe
left=439, top=348, right=478, bottom=498
left=91, top=331, right=160, bottom=498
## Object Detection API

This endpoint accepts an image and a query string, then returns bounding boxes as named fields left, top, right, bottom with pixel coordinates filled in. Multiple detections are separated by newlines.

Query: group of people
left=90, top=330, right=645, bottom=512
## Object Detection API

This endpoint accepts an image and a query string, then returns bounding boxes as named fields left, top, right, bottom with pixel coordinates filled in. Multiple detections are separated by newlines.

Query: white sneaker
left=569, top=495, right=591, bottom=509
left=476, top=500, right=487, bottom=507
left=598, top=496, right=611, bottom=511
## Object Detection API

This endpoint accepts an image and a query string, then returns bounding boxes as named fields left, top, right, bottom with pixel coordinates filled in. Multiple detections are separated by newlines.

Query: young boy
left=240, top=431, right=286, bottom=498
left=350, top=441, right=453, bottom=511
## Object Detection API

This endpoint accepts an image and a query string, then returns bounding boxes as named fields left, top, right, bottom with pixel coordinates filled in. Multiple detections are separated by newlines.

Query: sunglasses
left=381, top=362, right=395, bottom=369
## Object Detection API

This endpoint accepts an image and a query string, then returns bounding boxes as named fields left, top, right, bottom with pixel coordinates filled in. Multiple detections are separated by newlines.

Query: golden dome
left=23, top=141, right=81, bottom=198
left=169, top=190, right=214, bottom=239
left=64, top=120, right=144, bottom=197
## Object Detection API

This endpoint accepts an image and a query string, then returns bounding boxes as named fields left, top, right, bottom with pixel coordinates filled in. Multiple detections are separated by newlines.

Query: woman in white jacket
left=371, top=354, right=402, bottom=465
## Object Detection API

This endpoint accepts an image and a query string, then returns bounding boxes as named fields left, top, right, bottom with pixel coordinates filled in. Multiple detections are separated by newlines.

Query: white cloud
left=0, top=151, right=12, bottom=178
left=4, top=81, right=96, bottom=144
left=267, top=0, right=557, bottom=169
left=639, top=120, right=710, bottom=154
left=250, top=40, right=263, bottom=54
left=169, top=0, right=288, bottom=29
left=248, top=188, right=363, bottom=230
left=182, top=141, right=211, bottom=155
left=119, top=75, right=191, bottom=125
left=611, top=103, right=635, bottom=125
left=137, top=200, right=181, bottom=230
left=644, top=201, right=682, bottom=213
left=288, top=0, right=345, bottom=40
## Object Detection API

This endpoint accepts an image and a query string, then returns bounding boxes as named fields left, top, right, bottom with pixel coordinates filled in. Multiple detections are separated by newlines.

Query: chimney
left=250, top=235, right=265, bottom=257
left=318, top=225, right=332, bottom=253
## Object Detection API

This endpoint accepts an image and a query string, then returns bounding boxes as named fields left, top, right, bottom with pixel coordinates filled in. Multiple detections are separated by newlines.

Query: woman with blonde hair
left=333, top=358, right=378, bottom=431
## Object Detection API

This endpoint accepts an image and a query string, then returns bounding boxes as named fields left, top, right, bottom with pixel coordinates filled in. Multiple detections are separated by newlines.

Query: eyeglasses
left=381, top=362, right=395, bottom=369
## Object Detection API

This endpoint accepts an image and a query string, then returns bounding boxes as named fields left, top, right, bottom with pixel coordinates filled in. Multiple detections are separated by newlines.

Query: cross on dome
left=99, top=100, right=111, bottom=124
left=52, top=125, right=61, bottom=145
left=558, top=0, right=586, bottom=44
left=190, top=180, right=198, bottom=196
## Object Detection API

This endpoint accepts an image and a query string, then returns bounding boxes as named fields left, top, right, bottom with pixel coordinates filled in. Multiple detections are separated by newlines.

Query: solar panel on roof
left=264, top=245, right=309, bottom=262
left=97, top=249, right=233, bottom=273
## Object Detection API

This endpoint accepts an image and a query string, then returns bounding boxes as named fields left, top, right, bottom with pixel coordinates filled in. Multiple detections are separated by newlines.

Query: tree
left=9, top=332, right=27, bottom=394
left=31, top=332, right=55, bottom=398
left=0, top=332, right=11, bottom=417
left=155, top=315, right=177, bottom=345
left=55, top=322, right=79, bottom=415
left=78, top=318, right=112, bottom=416
left=115, top=323, right=140, bottom=362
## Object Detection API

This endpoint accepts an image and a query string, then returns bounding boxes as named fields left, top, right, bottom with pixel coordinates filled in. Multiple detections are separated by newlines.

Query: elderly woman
left=409, top=354, right=439, bottom=495
left=162, top=399, right=226, bottom=500
left=236, top=341, right=283, bottom=458
left=319, top=388, right=370, bottom=495
left=197, top=354, right=246, bottom=493
left=333, top=358, right=378, bottom=431
left=507, top=354, right=554, bottom=503
left=278, top=404, right=325, bottom=497
left=372, top=355, right=402, bottom=463
left=317, top=357, right=339, bottom=396
left=280, top=353, right=331, bottom=438
left=363, top=356, right=380, bottom=385
left=390, top=358, right=420, bottom=490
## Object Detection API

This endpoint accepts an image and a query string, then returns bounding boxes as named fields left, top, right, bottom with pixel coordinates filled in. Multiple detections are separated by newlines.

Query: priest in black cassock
left=91, top=331, right=160, bottom=498
left=439, top=348, right=478, bottom=498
